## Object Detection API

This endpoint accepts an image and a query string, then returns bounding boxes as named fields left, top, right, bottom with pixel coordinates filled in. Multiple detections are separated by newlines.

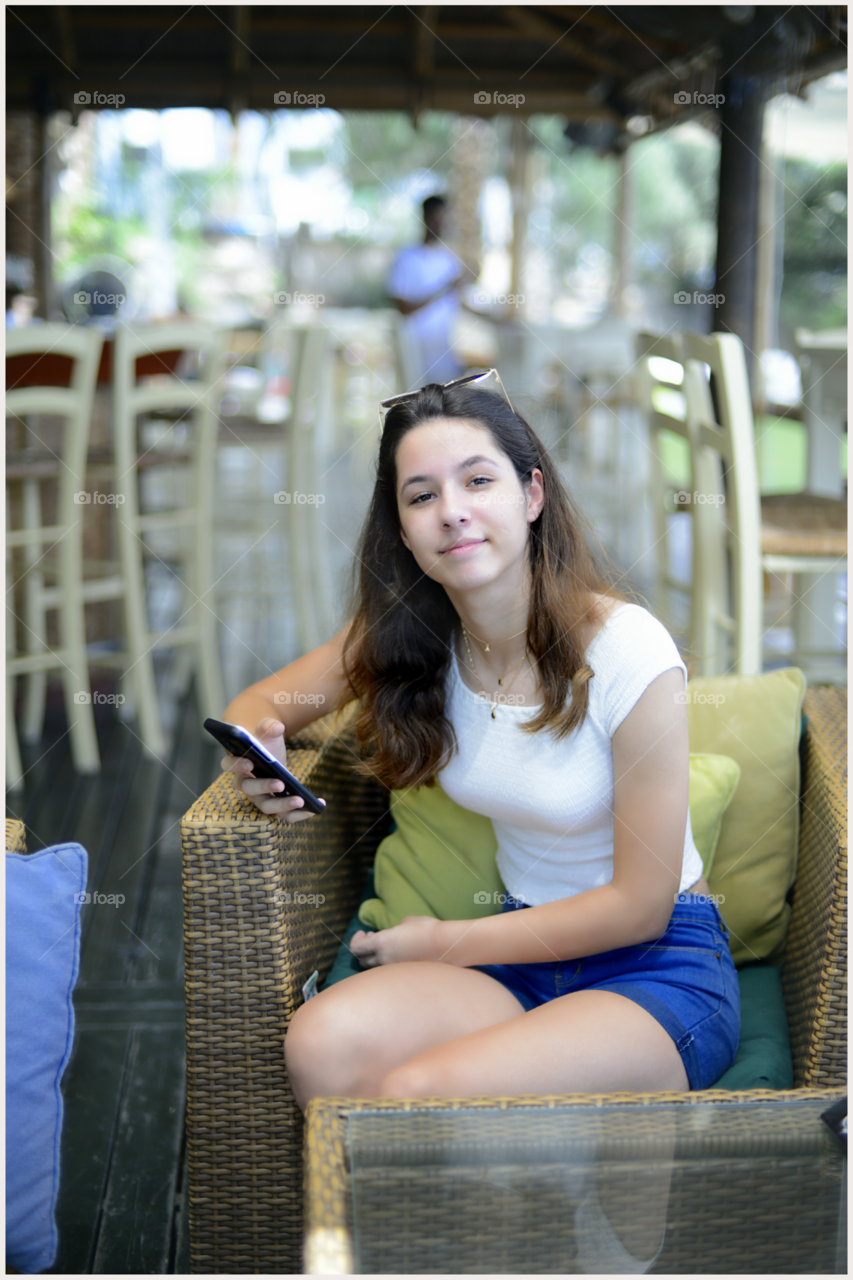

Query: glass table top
left=346, top=1100, right=846, bottom=1274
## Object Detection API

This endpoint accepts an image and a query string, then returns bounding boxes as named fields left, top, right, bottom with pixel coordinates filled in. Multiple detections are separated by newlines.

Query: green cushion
left=358, top=785, right=503, bottom=932
left=686, top=668, right=806, bottom=965
left=709, top=965, right=793, bottom=1090
left=686, top=753, right=742, bottom=878
left=358, top=754, right=741, bottom=932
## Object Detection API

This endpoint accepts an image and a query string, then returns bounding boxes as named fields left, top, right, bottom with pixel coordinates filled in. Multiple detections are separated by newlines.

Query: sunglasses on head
left=378, top=367, right=515, bottom=432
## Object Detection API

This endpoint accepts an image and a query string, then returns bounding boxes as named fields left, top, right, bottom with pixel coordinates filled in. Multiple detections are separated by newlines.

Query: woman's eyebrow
left=400, top=454, right=500, bottom=493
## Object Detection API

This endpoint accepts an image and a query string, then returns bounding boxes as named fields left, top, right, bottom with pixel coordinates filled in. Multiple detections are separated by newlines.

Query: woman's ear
left=527, top=468, right=545, bottom=523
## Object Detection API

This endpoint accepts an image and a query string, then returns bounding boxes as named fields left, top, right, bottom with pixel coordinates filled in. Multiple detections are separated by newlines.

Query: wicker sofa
left=179, top=683, right=846, bottom=1274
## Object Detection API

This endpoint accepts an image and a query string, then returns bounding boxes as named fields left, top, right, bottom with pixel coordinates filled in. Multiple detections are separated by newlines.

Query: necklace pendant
left=498, top=677, right=504, bottom=685
left=491, top=708, right=496, bottom=719
left=484, top=644, right=490, bottom=652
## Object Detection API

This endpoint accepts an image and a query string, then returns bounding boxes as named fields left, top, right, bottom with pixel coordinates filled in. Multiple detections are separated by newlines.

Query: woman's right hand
left=219, top=717, right=325, bottom=822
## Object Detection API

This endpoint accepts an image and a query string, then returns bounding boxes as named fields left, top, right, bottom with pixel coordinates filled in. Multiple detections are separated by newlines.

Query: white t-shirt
left=387, top=242, right=464, bottom=384
left=436, top=602, right=705, bottom=906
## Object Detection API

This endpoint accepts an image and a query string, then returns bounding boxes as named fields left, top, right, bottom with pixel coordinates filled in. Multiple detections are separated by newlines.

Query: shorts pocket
left=623, top=941, right=729, bottom=1013
left=650, top=916, right=728, bottom=954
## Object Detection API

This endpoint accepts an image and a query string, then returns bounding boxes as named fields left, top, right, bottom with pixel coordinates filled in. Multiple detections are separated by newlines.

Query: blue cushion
left=5, top=843, right=87, bottom=1273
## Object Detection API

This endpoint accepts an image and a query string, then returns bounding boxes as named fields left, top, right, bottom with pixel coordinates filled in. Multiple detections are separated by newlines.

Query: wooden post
left=36, top=113, right=55, bottom=319
left=613, top=151, right=632, bottom=318
left=509, top=118, right=531, bottom=312
left=753, top=136, right=784, bottom=418
left=712, top=74, right=770, bottom=384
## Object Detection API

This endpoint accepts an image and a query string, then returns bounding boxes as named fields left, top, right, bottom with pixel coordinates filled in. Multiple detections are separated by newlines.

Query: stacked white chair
left=683, top=331, right=847, bottom=679
left=6, top=325, right=104, bottom=789
left=287, top=324, right=337, bottom=655
left=107, top=323, right=228, bottom=755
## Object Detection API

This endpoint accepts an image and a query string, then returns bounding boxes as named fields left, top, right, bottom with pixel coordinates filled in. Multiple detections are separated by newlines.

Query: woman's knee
left=287, top=987, right=354, bottom=1063
left=378, top=1058, right=452, bottom=1099
left=284, top=982, right=379, bottom=1102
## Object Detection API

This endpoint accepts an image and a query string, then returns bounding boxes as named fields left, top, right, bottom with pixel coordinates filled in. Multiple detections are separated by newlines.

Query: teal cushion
left=709, top=964, right=793, bottom=1090
left=320, top=870, right=377, bottom=991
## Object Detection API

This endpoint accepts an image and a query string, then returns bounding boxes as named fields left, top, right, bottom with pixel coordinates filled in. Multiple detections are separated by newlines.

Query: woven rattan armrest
left=781, top=685, right=847, bottom=1087
left=5, top=819, right=27, bottom=852
left=181, top=701, right=389, bottom=1274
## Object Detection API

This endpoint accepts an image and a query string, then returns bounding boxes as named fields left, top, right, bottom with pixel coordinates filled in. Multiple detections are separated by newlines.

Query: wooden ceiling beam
left=8, top=60, right=600, bottom=92
left=55, top=7, right=630, bottom=48
left=231, top=5, right=251, bottom=77
left=539, top=6, right=678, bottom=53
left=54, top=6, right=77, bottom=73
left=413, top=6, right=440, bottom=80
left=503, top=5, right=630, bottom=78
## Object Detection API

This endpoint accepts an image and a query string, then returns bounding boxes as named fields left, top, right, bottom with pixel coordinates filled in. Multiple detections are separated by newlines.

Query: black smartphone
left=203, top=717, right=326, bottom=815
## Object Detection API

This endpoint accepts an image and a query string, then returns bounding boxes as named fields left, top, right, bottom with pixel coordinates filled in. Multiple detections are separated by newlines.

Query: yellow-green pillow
left=359, top=785, right=502, bottom=932
left=359, top=754, right=741, bottom=932
left=686, top=667, right=806, bottom=966
left=688, top=753, right=742, bottom=877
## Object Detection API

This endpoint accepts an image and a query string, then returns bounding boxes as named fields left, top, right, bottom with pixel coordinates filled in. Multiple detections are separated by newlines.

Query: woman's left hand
left=350, top=916, right=446, bottom=967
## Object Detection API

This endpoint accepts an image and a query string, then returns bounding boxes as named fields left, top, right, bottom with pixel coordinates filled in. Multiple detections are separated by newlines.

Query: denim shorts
left=472, top=893, right=741, bottom=1091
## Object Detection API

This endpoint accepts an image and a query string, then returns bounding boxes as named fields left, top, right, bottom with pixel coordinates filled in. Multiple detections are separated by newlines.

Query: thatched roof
left=8, top=5, right=847, bottom=145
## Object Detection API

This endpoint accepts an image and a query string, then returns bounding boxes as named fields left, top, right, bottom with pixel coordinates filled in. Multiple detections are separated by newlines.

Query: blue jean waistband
left=501, top=890, right=730, bottom=938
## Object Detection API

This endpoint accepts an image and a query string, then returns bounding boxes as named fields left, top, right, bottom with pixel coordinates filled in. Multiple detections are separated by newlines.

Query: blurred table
left=796, top=328, right=847, bottom=499
left=305, top=1093, right=847, bottom=1275
left=791, top=330, right=848, bottom=676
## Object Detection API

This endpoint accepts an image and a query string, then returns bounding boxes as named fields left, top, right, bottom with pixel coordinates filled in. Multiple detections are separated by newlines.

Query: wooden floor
left=6, top=669, right=217, bottom=1275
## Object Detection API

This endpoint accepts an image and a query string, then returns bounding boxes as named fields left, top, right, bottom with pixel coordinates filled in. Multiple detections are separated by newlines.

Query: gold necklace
left=462, top=623, right=528, bottom=653
left=461, top=626, right=530, bottom=719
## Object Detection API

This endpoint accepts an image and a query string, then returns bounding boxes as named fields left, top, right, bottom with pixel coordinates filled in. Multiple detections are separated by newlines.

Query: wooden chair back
left=6, top=325, right=105, bottom=786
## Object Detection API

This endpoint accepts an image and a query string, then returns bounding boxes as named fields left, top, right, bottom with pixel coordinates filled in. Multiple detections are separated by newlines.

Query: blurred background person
left=387, top=194, right=473, bottom=385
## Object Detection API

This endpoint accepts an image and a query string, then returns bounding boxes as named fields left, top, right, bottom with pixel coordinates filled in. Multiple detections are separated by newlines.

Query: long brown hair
left=333, top=381, right=641, bottom=790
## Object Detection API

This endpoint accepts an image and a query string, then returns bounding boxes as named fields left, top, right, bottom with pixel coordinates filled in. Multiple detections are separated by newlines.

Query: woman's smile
left=441, top=538, right=486, bottom=556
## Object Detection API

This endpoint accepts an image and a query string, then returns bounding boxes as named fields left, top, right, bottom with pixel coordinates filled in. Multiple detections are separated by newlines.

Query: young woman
left=221, top=376, right=740, bottom=1117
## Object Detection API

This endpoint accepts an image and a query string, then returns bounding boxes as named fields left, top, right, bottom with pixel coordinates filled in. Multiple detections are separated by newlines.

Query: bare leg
left=378, top=989, right=689, bottom=1097
left=285, top=961, right=526, bottom=1110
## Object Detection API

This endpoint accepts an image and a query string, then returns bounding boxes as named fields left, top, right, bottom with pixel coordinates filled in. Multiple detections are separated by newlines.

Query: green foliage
left=53, top=193, right=146, bottom=280
left=629, top=131, right=719, bottom=290
left=779, top=160, right=847, bottom=342
left=342, top=111, right=459, bottom=189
